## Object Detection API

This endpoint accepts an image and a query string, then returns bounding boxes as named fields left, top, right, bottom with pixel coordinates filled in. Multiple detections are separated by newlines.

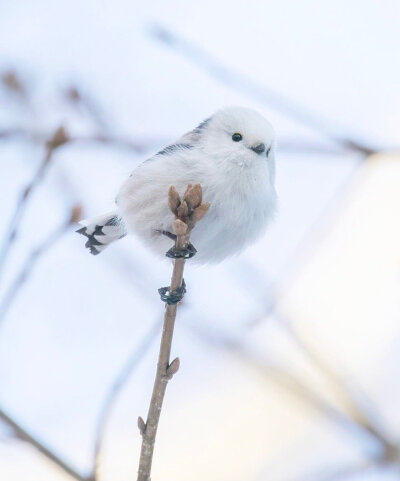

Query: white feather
left=114, top=106, right=277, bottom=264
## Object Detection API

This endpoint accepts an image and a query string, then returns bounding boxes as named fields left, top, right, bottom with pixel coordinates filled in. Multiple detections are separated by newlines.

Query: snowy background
left=0, top=1, right=400, bottom=480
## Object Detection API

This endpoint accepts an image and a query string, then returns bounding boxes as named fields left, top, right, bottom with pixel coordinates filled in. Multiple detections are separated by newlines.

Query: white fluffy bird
left=77, top=106, right=277, bottom=264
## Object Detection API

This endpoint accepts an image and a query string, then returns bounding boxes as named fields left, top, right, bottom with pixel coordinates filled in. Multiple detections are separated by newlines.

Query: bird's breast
left=193, top=166, right=276, bottom=256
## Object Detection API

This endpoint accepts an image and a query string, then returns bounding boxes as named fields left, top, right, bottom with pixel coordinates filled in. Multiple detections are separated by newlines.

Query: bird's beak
left=250, top=143, right=266, bottom=154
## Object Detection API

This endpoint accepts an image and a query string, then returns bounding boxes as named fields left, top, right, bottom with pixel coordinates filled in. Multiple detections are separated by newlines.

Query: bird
left=77, top=106, right=277, bottom=264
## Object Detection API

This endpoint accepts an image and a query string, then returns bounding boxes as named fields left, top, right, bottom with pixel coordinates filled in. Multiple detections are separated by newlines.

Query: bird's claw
left=165, top=243, right=197, bottom=259
left=156, top=229, right=197, bottom=259
left=156, top=229, right=177, bottom=241
left=158, top=279, right=186, bottom=305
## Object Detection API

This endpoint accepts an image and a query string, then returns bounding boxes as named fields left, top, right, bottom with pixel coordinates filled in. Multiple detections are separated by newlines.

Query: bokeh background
left=1, top=1, right=400, bottom=480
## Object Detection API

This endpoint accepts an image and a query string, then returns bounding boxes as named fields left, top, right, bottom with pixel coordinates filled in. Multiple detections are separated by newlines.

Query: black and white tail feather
left=76, top=212, right=127, bottom=255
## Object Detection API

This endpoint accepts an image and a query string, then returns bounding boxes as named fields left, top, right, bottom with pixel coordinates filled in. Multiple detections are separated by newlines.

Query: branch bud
left=166, top=358, right=180, bottom=379
left=192, top=203, right=210, bottom=223
left=183, top=184, right=193, bottom=199
left=47, top=126, right=69, bottom=151
left=137, top=416, right=146, bottom=436
left=65, top=86, right=81, bottom=103
left=173, top=219, right=187, bottom=236
left=1, top=70, right=25, bottom=95
left=184, top=183, right=202, bottom=210
left=168, top=186, right=181, bottom=215
left=177, top=200, right=189, bottom=220
left=69, top=204, right=83, bottom=225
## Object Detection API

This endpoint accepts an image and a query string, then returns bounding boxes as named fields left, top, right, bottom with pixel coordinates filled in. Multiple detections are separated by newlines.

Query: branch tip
left=183, top=184, right=193, bottom=198
left=69, top=205, right=83, bottom=225
left=65, top=86, right=81, bottom=103
left=46, top=126, right=69, bottom=151
left=1, top=70, right=25, bottom=95
left=183, top=183, right=202, bottom=210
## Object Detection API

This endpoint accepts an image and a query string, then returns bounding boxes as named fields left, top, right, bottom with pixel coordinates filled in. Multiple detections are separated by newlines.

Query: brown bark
left=136, top=185, right=209, bottom=481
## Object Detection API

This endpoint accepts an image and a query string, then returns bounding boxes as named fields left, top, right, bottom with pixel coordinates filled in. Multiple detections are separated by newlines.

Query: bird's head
left=193, top=106, right=275, bottom=173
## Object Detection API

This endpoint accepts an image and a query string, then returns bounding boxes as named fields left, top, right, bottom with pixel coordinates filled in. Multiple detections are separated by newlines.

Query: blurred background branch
left=150, top=25, right=385, bottom=156
left=0, top=407, right=91, bottom=481
left=0, top=205, right=82, bottom=326
left=0, top=126, right=69, bottom=283
left=91, top=320, right=160, bottom=481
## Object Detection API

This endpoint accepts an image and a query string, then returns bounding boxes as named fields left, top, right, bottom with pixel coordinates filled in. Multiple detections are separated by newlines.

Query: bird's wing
left=176, top=116, right=211, bottom=144
left=127, top=115, right=211, bottom=174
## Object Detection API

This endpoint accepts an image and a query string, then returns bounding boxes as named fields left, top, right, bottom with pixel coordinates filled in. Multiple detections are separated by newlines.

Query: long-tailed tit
left=77, top=106, right=277, bottom=264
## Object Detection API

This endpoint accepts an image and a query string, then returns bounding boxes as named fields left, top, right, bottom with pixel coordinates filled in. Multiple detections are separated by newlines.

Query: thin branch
left=230, top=278, right=392, bottom=453
left=91, top=319, right=160, bottom=481
left=286, top=461, right=374, bottom=481
left=95, top=190, right=394, bottom=464
left=277, top=139, right=351, bottom=155
left=0, top=127, right=29, bottom=140
left=184, top=320, right=392, bottom=459
left=277, top=315, right=392, bottom=450
left=69, top=134, right=151, bottom=153
left=0, top=202, right=89, bottom=480
left=150, top=25, right=382, bottom=155
left=64, top=86, right=110, bottom=132
left=0, top=127, right=154, bottom=153
left=1, top=70, right=29, bottom=104
left=0, top=205, right=82, bottom=326
left=233, top=156, right=392, bottom=452
left=136, top=184, right=209, bottom=481
left=0, top=406, right=91, bottom=481
left=1, top=127, right=351, bottom=156
left=97, top=182, right=395, bottom=468
left=239, top=273, right=393, bottom=450
left=0, top=126, right=69, bottom=283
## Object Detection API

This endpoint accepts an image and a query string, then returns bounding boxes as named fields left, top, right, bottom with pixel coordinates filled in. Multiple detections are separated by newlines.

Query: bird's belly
left=190, top=187, right=276, bottom=263
left=119, top=165, right=276, bottom=264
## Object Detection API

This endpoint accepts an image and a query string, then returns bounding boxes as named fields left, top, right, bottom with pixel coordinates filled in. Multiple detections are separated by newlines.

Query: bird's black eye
left=232, top=133, right=242, bottom=142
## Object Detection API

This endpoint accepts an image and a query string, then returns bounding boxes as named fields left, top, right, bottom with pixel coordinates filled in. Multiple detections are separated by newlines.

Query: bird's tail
left=76, top=211, right=127, bottom=255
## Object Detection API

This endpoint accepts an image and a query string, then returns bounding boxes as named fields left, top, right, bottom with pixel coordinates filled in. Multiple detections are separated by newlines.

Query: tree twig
left=0, top=406, right=91, bottom=481
left=0, top=126, right=153, bottom=151
left=1, top=126, right=350, bottom=156
left=150, top=25, right=382, bottom=155
left=231, top=159, right=392, bottom=453
left=0, top=205, right=82, bottom=326
left=184, top=319, right=396, bottom=461
left=91, top=319, right=160, bottom=481
left=239, top=268, right=393, bottom=452
left=277, top=316, right=392, bottom=450
left=136, top=184, right=209, bottom=481
left=64, top=86, right=110, bottom=132
left=285, top=460, right=374, bottom=481
left=0, top=126, right=69, bottom=283
left=1, top=70, right=28, bottom=103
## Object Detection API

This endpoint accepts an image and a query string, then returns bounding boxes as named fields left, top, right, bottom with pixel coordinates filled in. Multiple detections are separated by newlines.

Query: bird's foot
left=156, top=229, right=177, bottom=241
left=165, top=243, right=197, bottom=259
left=156, top=229, right=197, bottom=259
left=158, top=279, right=186, bottom=305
